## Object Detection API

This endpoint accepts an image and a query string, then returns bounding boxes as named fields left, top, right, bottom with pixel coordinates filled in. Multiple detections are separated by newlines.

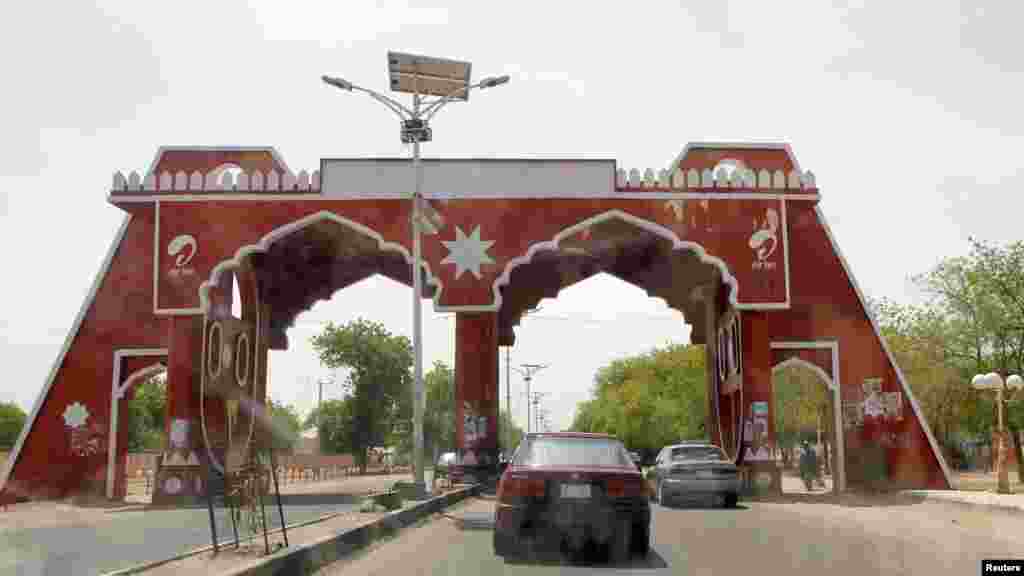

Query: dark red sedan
left=493, top=432, right=651, bottom=562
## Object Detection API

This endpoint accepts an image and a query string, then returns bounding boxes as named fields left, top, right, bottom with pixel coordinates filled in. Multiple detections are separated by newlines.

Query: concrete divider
left=219, top=484, right=482, bottom=576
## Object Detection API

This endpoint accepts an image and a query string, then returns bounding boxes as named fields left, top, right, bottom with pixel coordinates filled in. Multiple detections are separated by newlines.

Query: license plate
left=560, top=483, right=591, bottom=499
left=697, top=471, right=715, bottom=479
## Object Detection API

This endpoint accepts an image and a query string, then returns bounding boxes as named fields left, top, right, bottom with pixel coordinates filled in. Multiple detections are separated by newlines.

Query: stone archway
left=769, top=342, right=846, bottom=494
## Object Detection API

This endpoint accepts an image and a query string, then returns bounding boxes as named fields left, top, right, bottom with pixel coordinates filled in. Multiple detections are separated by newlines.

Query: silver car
left=652, top=443, right=740, bottom=508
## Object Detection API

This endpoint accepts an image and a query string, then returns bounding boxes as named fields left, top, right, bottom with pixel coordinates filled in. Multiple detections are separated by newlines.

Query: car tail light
left=605, top=478, right=643, bottom=498
left=498, top=475, right=545, bottom=503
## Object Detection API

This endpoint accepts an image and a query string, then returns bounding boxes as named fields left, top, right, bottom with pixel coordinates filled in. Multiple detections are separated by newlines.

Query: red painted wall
left=765, top=200, right=948, bottom=489
left=2, top=209, right=166, bottom=500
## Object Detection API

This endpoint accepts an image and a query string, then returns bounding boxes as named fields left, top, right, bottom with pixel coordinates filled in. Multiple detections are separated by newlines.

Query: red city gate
left=0, top=143, right=952, bottom=505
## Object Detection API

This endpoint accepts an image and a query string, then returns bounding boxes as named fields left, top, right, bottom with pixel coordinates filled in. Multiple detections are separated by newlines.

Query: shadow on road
left=744, top=491, right=928, bottom=508
left=504, top=548, right=670, bottom=569
left=658, top=502, right=750, bottom=511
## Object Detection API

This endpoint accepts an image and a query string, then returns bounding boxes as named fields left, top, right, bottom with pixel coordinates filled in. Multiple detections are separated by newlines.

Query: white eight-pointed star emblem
left=441, top=225, right=495, bottom=280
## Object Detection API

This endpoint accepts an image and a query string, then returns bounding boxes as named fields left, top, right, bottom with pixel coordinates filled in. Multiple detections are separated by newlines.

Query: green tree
left=571, top=343, right=706, bottom=459
left=304, top=397, right=356, bottom=455
left=267, top=399, right=303, bottom=453
left=0, top=401, right=27, bottom=449
left=773, top=365, right=828, bottom=467
left=310, top=319, right=413, bottom=473
left=423, top=360, right=454, bottom=459
left=127, top=374, right=166, bottom=451
left=500, top=410, right=524, bottom=454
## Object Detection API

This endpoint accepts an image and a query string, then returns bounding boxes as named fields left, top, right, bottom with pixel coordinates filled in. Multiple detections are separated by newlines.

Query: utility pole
left=529, top=391, right=550, bottom=434
left=513, top=364, right=549, bottom=434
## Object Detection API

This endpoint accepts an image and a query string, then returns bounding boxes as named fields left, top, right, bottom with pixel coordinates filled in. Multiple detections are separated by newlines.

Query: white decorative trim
left=782, top=199, right=792, bottom=305
left=490, top=209, right=774, bottom=314
left=0, top=215, right=133, bottom=495
left=769, top=340, right=845, bottom=493
left=153, top=200, right=160, bottom=313
left=110, top=192, right=822, bottom=203
left=616, top=167, right=816, bottom=192
left=669, top=142, right=803, bottom=174
left=107, top=350, right=168, bottom=499
left=144, top=146, right=293, bottom=178
left=151, top=200, right=203, bottom=315
left=770, top=341, right=837, bottom=349
left=814, top=205, right=953, bottom=488
left=196, top=210, right=443, bottom=314
left=771, top=357, right=835, bottom=391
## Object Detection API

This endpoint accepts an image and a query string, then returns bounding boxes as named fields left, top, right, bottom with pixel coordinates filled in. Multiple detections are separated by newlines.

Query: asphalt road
left=3, top=498, right=358, bottom=576
left=318, top=494, right=1024, bottom=575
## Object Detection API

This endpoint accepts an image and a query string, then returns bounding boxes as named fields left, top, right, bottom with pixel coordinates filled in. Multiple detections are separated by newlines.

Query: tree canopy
left=570, top=343, right=706, bottom=460
left=0, top=401, right=27, bottom=450
left=310, top=318, right=413, bottom=472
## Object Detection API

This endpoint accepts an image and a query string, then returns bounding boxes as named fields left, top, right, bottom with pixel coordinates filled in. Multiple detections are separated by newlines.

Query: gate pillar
left=152, top=316, right=204, bottom=505
left=455, top=312, right=500, bottom=481
left=740, top=311, right=779, bottom=493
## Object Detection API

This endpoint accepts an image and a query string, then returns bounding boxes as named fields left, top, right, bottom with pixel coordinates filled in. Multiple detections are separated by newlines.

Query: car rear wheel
left=609, top=519, right=632, bottom=564
left=724, top=493, right=739, bottom=508
left=631, top=521, right=650, bottom=557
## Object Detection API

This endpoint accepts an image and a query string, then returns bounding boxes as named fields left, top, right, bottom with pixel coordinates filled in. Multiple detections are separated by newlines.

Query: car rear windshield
left=670, top=446, right=727, bottom=461
left=514, top=437, right=634, bottom=467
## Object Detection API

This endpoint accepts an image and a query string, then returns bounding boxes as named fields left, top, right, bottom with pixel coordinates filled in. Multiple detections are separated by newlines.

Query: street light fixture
left=322, top=53, right=509, bottom=498
left=970, top=371, right=1024, bottom=494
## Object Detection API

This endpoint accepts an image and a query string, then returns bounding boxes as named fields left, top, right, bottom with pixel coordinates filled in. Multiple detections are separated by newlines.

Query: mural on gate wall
left=0, top=142, right=958, bottom=504
left=63, top=402, right=105, bottom=458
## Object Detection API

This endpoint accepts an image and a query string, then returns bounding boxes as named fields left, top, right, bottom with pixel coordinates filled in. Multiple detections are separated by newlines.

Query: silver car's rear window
left=670, top=446, right=728, bottom=461
left=514, top=437, right=634, bottom=467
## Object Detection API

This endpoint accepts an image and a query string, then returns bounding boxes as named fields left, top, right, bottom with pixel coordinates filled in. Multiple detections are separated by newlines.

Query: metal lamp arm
left=421, top=80, right=490, bottom=121
left=352, top=86, right=414, bottom=120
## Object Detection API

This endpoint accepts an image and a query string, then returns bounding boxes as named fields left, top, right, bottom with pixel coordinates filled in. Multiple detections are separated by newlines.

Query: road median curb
left=220, top=484, right=482, bottom=576
left=902, top=490, right=1024, bottom=515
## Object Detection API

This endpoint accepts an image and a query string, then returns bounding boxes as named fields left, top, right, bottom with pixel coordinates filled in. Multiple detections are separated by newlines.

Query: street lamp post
left=970, top=372, right=1023, bottom=494
left=322, top=53, right=509, bottom=497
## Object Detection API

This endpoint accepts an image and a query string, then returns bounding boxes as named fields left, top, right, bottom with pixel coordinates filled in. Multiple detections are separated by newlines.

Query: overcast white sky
left=2, top=1, right=1022, bottom=434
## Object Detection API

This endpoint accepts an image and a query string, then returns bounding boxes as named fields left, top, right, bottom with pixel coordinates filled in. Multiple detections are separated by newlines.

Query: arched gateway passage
left=1, top=143, right=952, bottom=506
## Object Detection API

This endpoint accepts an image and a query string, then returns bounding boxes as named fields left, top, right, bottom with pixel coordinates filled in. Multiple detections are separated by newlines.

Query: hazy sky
left=2, top=1, right=1022, bottom=434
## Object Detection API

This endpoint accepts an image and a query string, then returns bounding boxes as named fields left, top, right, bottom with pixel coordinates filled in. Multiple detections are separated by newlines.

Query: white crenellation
left=282, top=172, right=297, bottom=190
left=687, top=169, right=700, bottom=187
left=802, top=170, right=816, bottom=188
left=729, top=168, right=743, bottom=187
left=787, top=170, right=801, bottom=189
left=715, top=168, right=730, bottom=187
left=671, top=168, right=686, bottom=189
left=701, top=169, right=714, bottom=187
left=616, top=169, right=627, bottom=188
left=758, top=169, right=771, bottom=188
left=772, top=170, right=786, bottom=189
left=643, top=168, right=656, bottom=188
left=628, top=168, right=641, bottom=187
left=111, top=167, right=322, bottom=192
